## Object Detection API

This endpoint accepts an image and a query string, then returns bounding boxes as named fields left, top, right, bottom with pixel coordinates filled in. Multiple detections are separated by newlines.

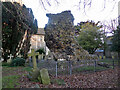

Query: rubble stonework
left=44, top=10, right=97, bottom=60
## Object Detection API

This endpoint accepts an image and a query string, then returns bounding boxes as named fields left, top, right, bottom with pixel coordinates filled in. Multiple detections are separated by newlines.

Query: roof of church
left=36, top=28, right=45, bottom=35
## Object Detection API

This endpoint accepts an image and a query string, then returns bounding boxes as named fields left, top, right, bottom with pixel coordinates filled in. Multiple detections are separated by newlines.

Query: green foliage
left=76, top=21, right=103, bottom=54
left=2, top=2, right=38, bottom=61
left=51, top=79, right=65, bottom=85
left=75, top=66, right=107, bottom=72
left=111, top=26, right=120, bottom=53
left=2, top=62, right=10, bottom=67
left=10, top=57, right=25, bottom=66
left=36, top=48, right=45, bottom=54
left=2, top=75, right=20, bottom=88
left=23, top=67, right=32, bottom=72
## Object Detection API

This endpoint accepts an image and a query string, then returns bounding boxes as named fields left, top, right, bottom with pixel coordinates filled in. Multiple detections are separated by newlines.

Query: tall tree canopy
left=111, top=26, right=120, bottom=59
left=75, top=21, right=103, bottom=54
left=2, top=2, right=38, bottom=61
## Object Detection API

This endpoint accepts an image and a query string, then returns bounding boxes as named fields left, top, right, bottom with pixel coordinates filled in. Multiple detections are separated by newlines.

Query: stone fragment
left=40, top=68, right=50, bottom=85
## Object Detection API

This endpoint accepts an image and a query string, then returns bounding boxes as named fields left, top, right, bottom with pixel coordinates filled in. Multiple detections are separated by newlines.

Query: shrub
left=10, top=57, right=25, bottom=66
left=2, top=62, right=10, bottom=67
left=36, top=48, right=45, bottom=54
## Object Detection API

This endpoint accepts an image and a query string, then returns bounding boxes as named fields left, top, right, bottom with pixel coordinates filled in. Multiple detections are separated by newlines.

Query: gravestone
left=28, top=49, right=39, bottom=69
left=103, top=56, right=106, bottom=59
left=99, top=56, right=102, bottom=60
left=17, top=54, right=23, bottom=58
left=38, top=53, right=44, bottom=60
left=40, top=68, right=50, bottom=85
left=7, top=54, right=13, bottom=64
left=38, top=55, right=42, bottom=60
left=45, top=52, right=54, bottom=60
left=97, top=62, right=109, bottom=68
left=27, top=49, right=40, bottom=81
left=112, top=56, right=114, bottom=59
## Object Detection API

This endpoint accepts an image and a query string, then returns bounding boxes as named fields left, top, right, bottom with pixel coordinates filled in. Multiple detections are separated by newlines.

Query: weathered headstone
left=35, top=84, right=40, bottom=88
left=7, top=54, right=13, bottom=64
left=99, top=56, right=102, bottom=60
left=97, top=62, right=109, bottom=68
left=38, top=55, right=42, bottom=60
left=38, top=53, right=44, bottom=60
left=103, top=56, right=106, bottom=59
left=17, top=54, right=23, bottom=58
left=112, top=56, right=114, bottom=59
left=28, top=49, right=39, bottom=69
left=40, top=68, right=50, bottom=85
left=45, top=52, right=54, bottom=60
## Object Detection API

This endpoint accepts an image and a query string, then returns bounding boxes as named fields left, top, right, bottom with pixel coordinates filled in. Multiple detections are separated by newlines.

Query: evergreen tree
left=111, top=26, right=120, bottom=59
left=2, top=2, right=38, bottom=62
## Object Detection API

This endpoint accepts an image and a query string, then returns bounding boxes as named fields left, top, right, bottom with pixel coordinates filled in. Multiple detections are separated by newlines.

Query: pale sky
left=22, top=0, right=119, bottom=28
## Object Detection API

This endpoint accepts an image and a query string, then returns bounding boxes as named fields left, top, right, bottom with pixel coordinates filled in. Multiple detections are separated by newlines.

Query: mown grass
left=2, top=75, right=20, bottom=88
left=98, top=59, right=118, bottom=65
left=74, top=66, right=107, bottom=72
left=2, top=59, right=117, bottom=88
left=2, top=62, right=32, bottom=88
left=22, top=67, right=32, bottom=72
left=51, top=79, right=65, bottom=85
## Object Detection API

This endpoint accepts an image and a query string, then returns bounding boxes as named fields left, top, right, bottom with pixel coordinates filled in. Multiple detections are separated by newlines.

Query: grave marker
left=99, top=56, right=102, bottom=60
left=28, top=49, right=39, bottom=69
left=17, top=54, right=23, bottom=58
left=103, top=56, right=106, bottom=59
left=7, top=54, right=13, bottom=64
left=40, top=68, right=50, bottom=85
left=38, top=55, right=42, bottom=60
left=112, top=56, right=114, bottom=59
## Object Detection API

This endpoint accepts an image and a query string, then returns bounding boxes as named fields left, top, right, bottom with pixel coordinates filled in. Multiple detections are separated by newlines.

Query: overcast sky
left=22, top=0, right=119, bottom=28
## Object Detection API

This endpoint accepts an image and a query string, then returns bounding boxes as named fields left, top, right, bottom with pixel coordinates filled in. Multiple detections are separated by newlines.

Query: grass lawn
left=2, top=63, right=32, bottom=88
left=98, top=59, right=118, bottom=65
left=2, top=75, right=20, bottom=88
left=1, top=58, right=118, bottom=88
left=74, top=66, right=107, bottom=72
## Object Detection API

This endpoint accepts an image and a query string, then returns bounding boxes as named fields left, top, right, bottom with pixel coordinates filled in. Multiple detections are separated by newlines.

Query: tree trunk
left=118, top=52, right=120, bottom=68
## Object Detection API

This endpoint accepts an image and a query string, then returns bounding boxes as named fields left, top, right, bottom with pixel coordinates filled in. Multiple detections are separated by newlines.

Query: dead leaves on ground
left=18, top=67, right=120, bottom=88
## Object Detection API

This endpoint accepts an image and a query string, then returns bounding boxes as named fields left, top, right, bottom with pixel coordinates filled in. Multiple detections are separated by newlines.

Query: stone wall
left=1, top=0, right=23, bottom=6
left=44, top=11, right=97, bottom=60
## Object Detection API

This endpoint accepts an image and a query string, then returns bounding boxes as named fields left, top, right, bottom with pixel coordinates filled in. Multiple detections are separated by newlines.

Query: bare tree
left=39, top=0, right=60, bottom=11
left=38, top=0, right=118, bottom=15
left=77, top=0, right=118, bottom=14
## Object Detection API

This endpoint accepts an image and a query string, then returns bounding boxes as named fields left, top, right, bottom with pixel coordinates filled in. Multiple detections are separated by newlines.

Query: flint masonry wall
left=44, top=11, right=96, bottom=60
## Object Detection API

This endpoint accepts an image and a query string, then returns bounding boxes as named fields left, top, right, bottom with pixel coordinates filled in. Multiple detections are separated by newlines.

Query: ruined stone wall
left=1, top=0, right=23, bottom=6
left=44, top=11, right=97, bottom=60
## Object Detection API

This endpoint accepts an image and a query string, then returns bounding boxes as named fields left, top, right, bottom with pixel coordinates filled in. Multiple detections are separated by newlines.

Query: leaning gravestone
left=44, top=10, right=95, bottom=60
left=40, top=68, right=50, bottom=85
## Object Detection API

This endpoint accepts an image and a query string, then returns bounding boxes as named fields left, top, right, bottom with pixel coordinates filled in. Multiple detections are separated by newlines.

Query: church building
left=30, top=28, right=49, bottom=55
